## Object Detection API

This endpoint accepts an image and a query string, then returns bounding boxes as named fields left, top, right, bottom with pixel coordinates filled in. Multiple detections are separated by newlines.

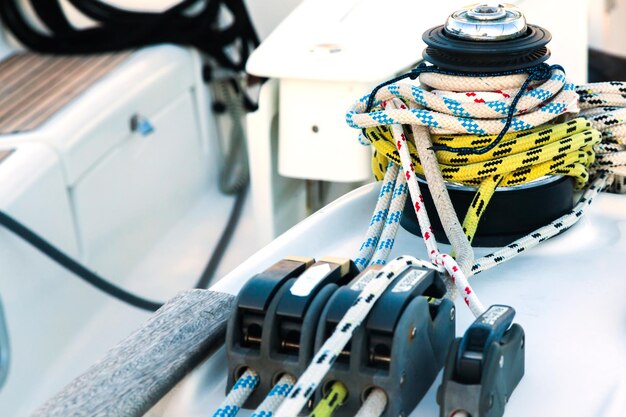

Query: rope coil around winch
left=348, top=64, right=599, bottom=245
left=365, top=119, right=599, bottom=243
left=349, top=65, right=577, bottom=137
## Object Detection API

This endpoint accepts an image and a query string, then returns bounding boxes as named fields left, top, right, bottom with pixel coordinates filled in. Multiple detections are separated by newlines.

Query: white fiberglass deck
left=153, top=182, right=626, bottom=417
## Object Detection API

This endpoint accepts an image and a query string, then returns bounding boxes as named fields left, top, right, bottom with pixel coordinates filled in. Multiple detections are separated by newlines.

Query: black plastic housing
left=422, top=24, right=551, bottom=72
left=400, top=176, right=574, bottom=247
left=315, top=265, right=455, bottom=417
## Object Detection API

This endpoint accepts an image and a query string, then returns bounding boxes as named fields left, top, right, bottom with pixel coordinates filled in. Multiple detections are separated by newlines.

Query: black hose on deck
left=0, top=211, right=163, bottom=312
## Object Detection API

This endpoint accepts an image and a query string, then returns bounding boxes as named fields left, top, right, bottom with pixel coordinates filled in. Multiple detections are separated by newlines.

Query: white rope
left=354, top=389, right=387, bottom=417
left=273, top=256, right=435, bottom=417
left=250, top=374, right=296, bottom=417
left=367, top=172, right=407, bottom=267
left=409, top=122, right=471, bottom=300
left=577, top=84, right=626, bottom=192
left=213, top=369, right=259, bottom=417
left=387, top=116, right=485, bottom=316
left=470, top=174, right=610, bottom=275
left=355, top=163, right=397, bottom=269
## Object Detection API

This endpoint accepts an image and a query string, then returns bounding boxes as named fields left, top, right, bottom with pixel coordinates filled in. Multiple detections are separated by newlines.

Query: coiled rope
left=577, top=81, right=626, bottom=188
left=365, top=119, right=599, bottom=243
left=347, top=65, right=618, bottom=283
left=349, top=65, right=598, bottom=245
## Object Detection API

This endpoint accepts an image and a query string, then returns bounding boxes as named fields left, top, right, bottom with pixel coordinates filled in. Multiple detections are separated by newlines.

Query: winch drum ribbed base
left=400, top=176, right=574, bottom=247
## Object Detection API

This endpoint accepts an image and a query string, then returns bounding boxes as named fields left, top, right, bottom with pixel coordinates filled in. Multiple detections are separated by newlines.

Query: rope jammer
left=273, top=256, right=442, bottom=417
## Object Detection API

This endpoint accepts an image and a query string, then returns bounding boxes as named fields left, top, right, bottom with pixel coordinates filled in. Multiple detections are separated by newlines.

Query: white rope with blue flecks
left=213, top=369, right=259, bottom=417
left=250, top=374, right=296, bottom=417
left=355, top=162, right=407, bottom=269
left=578, top=81, right=626, bottom=191
left=371, top=174, right=407, bottom=265
left=346, top=68, right=577, bottom=135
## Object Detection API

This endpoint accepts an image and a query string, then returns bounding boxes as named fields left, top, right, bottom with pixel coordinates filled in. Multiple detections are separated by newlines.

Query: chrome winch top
left=444, top=3, right=527, bottom=41
left=422, top=2, right=551, bottom=72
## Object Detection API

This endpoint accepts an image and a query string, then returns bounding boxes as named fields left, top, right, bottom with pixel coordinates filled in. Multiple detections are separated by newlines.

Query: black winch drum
left=400, top=4, right=575, bottom=247
left=400, top=176, right=574, bottom=247
left=422, top=24, right=552, bottom=73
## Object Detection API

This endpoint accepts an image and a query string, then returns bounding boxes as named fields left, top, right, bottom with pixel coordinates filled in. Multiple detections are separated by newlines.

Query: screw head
left=409, top=327, right=416, bottom=339
left=450, top=307, right=456, bottom=321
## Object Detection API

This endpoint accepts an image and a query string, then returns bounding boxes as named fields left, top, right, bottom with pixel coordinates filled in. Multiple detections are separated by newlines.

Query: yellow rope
left=308, top=381, right=348, bottom=417
left=365, top=117, right=601, bottom=243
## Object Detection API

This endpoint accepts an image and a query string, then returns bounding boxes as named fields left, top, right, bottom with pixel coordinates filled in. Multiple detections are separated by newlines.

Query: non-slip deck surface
left=0, top=52, right=129, bottom=135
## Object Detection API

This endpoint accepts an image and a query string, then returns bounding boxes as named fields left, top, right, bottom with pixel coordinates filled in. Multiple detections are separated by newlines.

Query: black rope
left=0, top=211, right=163, bottom=312
left=0, top=0, right=259, bottom=72
left=0, top=179, right=249, bottom=309
left=195, top=183, right=248, bottom=289
left=0, top=0, right=258, bottom=309
left=363, top=63, right=565, bottom=155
